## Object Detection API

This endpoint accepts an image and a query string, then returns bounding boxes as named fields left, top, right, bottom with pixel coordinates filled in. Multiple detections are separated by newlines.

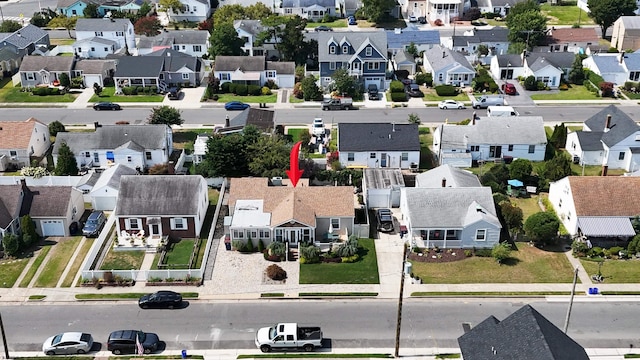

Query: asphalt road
left=0, top=105, right=636, bottom=126
left=0, top=300, right=638, bottom=353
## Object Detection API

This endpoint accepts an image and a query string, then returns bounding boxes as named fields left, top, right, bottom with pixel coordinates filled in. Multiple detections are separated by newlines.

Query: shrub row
left=220, top=82, right=271, bottom=96
left=31, top=87, right=62, bottom=96
left=434, top=84, right=457, bottom=96
left=122, top=86, right=158, bottom=95
left=389, top=80, right=407, bottom=102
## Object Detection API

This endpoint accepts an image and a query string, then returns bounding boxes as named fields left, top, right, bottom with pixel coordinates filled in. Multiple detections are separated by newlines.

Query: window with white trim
left=329, top=46, right=336, bottom=54
left=370, top=153, right=376, bottom=158
left=365, top=47, right=372, bottom=56
left=127, top=218, right=141, bottom=230
left=401, top=152, right=408, bottom=161
left=220, top=73, right=230, bottom=81
left=329, top=62, right=336, bottom=70
left=347, top=153, right=354, bottom=161
left=182, top=73, right=189, bottom=80
left=27, top=73, right=35, bottom=80
left=302, top=228, right=311, bottom=242
left=193, top=45, right=201, bottom=52
left=116, top=31, right=124, bottom=36
left=330, top=218, right=340, bottom=230
left=233, top=229, right=244, bottom=238
left=528, top=145, right=535, bottom=153
left=173, top=45, right=180, bottom=50
left=475, top=229, right=486, bottom=241
left=259, top=229, right=270, bottom=239
left=171, top=218, right=186, bottom=230
left=275, top=229, right=283, bottom=241
left=266, top=70, right=276, bottom=78
left=95, top=31, right=103, bottom=36
left=367, top=62, right=380, bottom=70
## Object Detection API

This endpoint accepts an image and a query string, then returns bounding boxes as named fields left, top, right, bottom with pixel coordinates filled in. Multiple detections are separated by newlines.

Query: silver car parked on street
left=43, top=332, right=94, bottom=355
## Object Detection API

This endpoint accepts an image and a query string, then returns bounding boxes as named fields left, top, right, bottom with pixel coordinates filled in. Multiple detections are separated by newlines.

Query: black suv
left=367, top=84, right=380, bottom=100
left=405, top=83, right=423, bottom=97
left=82, top=211, right=106, bottom=238
left=376, top=208, right=394, bottom=232
left=167, top=87, right=181, bottom=100
left=107, top=330, right=160, bottom=355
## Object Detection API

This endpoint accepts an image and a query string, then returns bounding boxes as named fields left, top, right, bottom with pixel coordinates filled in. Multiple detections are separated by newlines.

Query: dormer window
left=342, top=45, right=348, bottom=53
left=366, top=47, right=372, bottom=56
left=329, top=45, right=336, bottom=54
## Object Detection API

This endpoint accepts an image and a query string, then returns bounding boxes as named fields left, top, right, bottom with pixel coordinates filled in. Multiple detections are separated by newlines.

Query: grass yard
left=306, top=19, right=348, bottom=28
left=18, top=245, right=53, bottom=287
left=358, top=18, right=407, bottom=29
left=287, top=128, right=310, bottom=142
left=100, top=249, right=145, bottom=270
left=34, top=237, right=83, bottom=288
left=173, top=129, right=212, bottom=152
left=511, top=194, right=546, bottom=220
left=151, top=239, right=195, bottom=270
left=50, top=39, right=76, bottom=46
left=214, top=93, right=277, bottom=103
left=0, top=83, right=77, bottom=103
left=410, top=242, right=576, bottom=284
left=194, top=238, right=208, bottom=268
left=541, top=2, right=594, bottom=25
left=299, top=239, right=380, bottom=284
left=570, top=163, right=626, bottom=176
left=423, top=90, right=470, bottom=102
left=580, top=258, right=640, bottom=283
left=529, top=86, right=599, bottom=100
left=0, top=258, right=30, bottom=288
left=419, top=130, right=437, bottom=170
left=289, top=96, right=304, bottom=103
left=61, top=238, right=94, bottom=287
left=88, top=86, right=164, bottom=103
left=209, top=189, right=220, bottom=206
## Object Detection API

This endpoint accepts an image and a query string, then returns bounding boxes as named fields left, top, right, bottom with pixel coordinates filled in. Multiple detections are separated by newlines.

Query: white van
left=487, top=106, right=519, bottom=117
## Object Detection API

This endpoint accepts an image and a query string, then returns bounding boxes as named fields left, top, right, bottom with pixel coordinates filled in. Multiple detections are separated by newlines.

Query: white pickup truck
left=255, top=323, right=323, bottom=353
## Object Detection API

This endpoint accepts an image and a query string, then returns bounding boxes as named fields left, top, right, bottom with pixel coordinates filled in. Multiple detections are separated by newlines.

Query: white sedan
left=438, top=100, right=466, bottom=109
left=43, top=332, right=94, bottom=355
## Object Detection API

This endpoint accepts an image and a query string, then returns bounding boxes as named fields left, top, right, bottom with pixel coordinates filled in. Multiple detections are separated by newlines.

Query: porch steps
left=289, top=248, right=298, bottom=261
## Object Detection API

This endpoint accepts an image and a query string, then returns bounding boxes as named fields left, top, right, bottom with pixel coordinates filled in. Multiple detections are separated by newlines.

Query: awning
left=577, top=217, right=636, bottom=237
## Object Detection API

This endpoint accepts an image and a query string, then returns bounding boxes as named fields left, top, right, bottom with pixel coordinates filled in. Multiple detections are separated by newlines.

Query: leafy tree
left=628, top=233, right=640, bottom=255
left=208, top=22, right=244, bottom=58
left=54, top=141, right=78, bottom=176
left=408, top=113, right=420, bottom=124
left=245, top=2, right=272, bottom=19
left=631, top=215, right=640, bottom=234
left=524, top=212, right=559, bottom=245
left=20, top=215, right=38, bottom=248
left=213, top=4, right=246, bottom=26
left=406, top=42, right=418, bottom=57
left=196, top=126, right=260, bottom=177
left=246, top=135, right=290, bottom=178
left=523, top=75, right=537, bottom=90
left=47, top=16, right=77, bottom=38
left=509, top=158, right=532, bottom=181
left=0, top=20, right=22, bottom=33
left=500, top=201, right=523, bottom=234
left=259, top=15, right=311, bottom=65
left=540, top=153, right=573, bottom=181
left=147, top=106, right=184, bottom=126
left=506, top=11, right=547, bottom=49
left=138, top=1, right=153, bottom=17
left=330, top=68, right=358, bottom=98
left=568, top=54, right=586, bottom=85
left=492, top=243, right=512, bottom=264
left=588, top=0, right=637, bottom=40
left=83, top=3, right=100, bottom=18
left=31, top=13, right=51, bottom=27
left=2, top=234, right=20, bottom=257
left=361, top=0, right=396, bottom=23
left=58, top=73, right=70, bottom=87
left=300, top=75, right=321, bottom=101
left=507, top=42, right=527, bottom=55
left=159, top=0, right=184, bottom=18
left=48, top=121, right=66, bottom=137
left=134, top=16, right=162, bottom=36
left=476, top=44, right=489, bottom=57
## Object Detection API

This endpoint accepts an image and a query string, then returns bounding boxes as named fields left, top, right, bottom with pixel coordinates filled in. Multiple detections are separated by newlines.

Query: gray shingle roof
left=147, top=48, right=199, bottom=72
left=74, top=59, right=116, bottom=74
left=416, top=164, right=481, bottom=188
left=234, top=20, right=267, bottom=36
left=137, top=30, right=209, bottom=49
left=623, top=52, right=640, bottom=71
left=53, top=124, right=170, bottom=155
left=440, top=117, right=547, bottom=147
left=282, top=0, right=334, bottom=7
left=424, top=45, right=474, bottom=73
left=458, top=305, right=590, bottom=360
left=526, top=51, right=575, bottom=69
left=0, top=47, right=21, bottom=62
left=215, top=55, right=265, bottom=71
left=589, top=54, right=626, bottom=74
left=22, top=186, right=73, bottom=218
left=0, top=185, right=21, bottom=228
left=74, top=37, right=118, bottom=47
left=386, top=30, right=440, bottom=49
left=620, top=16, right=640, bottom=29
left=583, top=105, right=640, bottom=147
left=266, top=61, right=295, bottom=74
left=92, top=163, right=138, bottom=191
left=20, top=56, right=74, bottom=72
left=317, top=31, right=387, bottom=63
left=495, top=54, right=523, bottom=67
left=2, top=24, right=48, bottom=49
left=394, top=50, right=415, bottom=65
left=115, top=175, right=205, bottom=216
left=76, top=18, right=133, bottom=32
left=453, top=27, right=509, bottom=45
left=338, top=123, right=420, bottom=152
left=228, top=108, right=275, bottom=131
left=113, top=56, right=164, bottom=77
left=575, top=131, right=604, bottom=151
left=403, top=187, right=500, bottom=228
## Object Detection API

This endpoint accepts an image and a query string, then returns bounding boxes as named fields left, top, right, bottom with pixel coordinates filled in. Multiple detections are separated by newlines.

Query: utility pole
left=394, top=243, right=409, bottom=358
left=563, top=267, right=579, bottom=333
left=0, top=312, right=9, bottom=359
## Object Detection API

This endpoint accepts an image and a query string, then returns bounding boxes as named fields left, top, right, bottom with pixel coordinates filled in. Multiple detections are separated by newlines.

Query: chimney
left=620, top=51, right=625, bottom=64
left=605, top=114, right=611, bottom=130
left=168, top=161, right=175, bottom=174
left=601, top=165, right=608, bottom=176
left=441, top=177, right=446, bottom=187
left=225, top=115, right=230, bottom=128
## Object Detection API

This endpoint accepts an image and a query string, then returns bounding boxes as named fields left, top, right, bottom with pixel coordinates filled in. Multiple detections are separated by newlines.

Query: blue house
left=317, top=31, right=388, bottom=91
left=57, top=0, right=143, bottom=17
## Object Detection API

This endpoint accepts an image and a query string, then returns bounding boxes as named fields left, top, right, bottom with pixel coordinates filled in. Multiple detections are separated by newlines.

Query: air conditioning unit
left=271, top=177, right=283, bottom=186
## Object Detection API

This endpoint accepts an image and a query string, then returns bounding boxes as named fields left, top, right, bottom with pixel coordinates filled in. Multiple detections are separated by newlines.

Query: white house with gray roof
left=386, top=29, right=440, bottom=56
left=75, top=18, right=136, bottom=54
left=18, top=56, right=75, bottom=88
left=565, top=105, right=640, bottom=171
left=582, top=52, right=640, bottom=85
left=52, top=124, right=173, bottom=171
left=137, top=30, right=210, bottom=57
left=73, top=37, right=119, bottom=58
left=491, top=51, right=574, bottom=89
left=415, top=164, right=481, bottom=188
left=444, top=27, right=509, bottom=60
left=162, top=0, right=211, bottom=23
left=423, top=45, right=475, bottom=86
left=214, top=55, right=295, bottom=88
left=234, top=20, right=280, bottom=58
left=89, top=163, right=138, bottom=210
left=279, top=0, right=336, bottom=20
left=338, top=123, right=420, bottom=169
left=400, top=187, right=501, bottom=249
left=72, top=59, right=116, bottom=88
left=433, top=116, right=547, bottom=167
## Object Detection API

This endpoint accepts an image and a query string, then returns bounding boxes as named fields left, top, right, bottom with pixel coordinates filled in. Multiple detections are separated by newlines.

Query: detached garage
left=22, top=183, right=85, bottom=237
left=363, top=168, right=405, bottom=209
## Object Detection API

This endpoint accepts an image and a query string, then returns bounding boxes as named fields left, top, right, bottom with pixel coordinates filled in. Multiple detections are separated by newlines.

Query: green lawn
left=287, top=128, right=310, bottom=142
left=423, top=90, right=470, bottom=102
left=0, top=258, right=30, bottom=288
left=289, top=96, right=304, bottom=103
left=61, top=239, right=94, bottom=287
left=34, top=237, right=82, bottom=287
left=570, top=163, right=626, bottom=176
left=419, top=131, right=437, bottom=170
left=208, top=189, right=219, bottom=206
left=511, top=194, right=546, bottom=221
left=529, top=85, right=599, bottom=100
left=89, top=86, right=164, bottom=103
left=410, top=243, right=576, bottom=284
left=174, top=129, right=212, bottom=153
left=358, top=18, right=407, bottom=29
left=0, top=86, right=77, bottom=103
left=100, top=249, right=145, bottom=270
left=541, top=2, right=594, bottom=25
left=19, top=245, right=52, bottom=288
left=581, top=258, right=640, bottom=283
left=214, top=93, right=277, bottom=103
left=306, top=19, right=348, bottom=28
left=151, top=239, right=195, bottom=270
left=299, top=239, right=380, bottom=284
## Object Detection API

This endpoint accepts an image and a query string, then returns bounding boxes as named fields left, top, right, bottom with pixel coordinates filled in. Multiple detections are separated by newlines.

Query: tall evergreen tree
left=54, top=141, right=78, bottom=176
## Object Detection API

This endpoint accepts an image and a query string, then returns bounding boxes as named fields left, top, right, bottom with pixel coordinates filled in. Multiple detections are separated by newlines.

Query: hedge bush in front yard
left=391, top=92, right=407, bottom=102
left=434, top=85, right=457, bottom=96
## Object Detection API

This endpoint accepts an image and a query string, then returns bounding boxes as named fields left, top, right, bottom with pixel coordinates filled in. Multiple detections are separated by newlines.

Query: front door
left=381, top=153, right=387, bottom=167
left=287, top=229, right=298, bottom=244
left=150, top=224, right=161, bottom=236
left=489, top=146, right=502, bottom=158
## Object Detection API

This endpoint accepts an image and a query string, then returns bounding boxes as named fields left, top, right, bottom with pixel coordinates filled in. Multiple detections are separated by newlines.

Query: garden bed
left=409, top=248, right=467, bottom=263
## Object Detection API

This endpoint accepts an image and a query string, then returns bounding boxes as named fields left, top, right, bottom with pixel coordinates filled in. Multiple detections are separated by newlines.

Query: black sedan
left=138, top=291, right=182, bottom=309
left=93, top=102, right=121, bottom=111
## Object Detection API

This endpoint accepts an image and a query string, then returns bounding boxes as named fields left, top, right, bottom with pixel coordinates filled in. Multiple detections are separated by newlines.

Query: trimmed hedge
left=434, top=84, right=457, bottom=96
left=389, top=80, right=404, bottom=93
left=391, top=92, right=407, bottom=102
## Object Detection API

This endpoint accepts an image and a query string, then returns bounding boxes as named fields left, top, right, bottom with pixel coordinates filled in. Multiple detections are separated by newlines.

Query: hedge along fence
left=389, top=80, right=407, bottom=102
left=584, top=70, right=604, bottom=97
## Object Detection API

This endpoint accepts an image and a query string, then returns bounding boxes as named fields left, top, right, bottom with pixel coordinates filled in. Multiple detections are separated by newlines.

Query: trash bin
left=181, top=349, right=187, bottom=359
left=224, top=235, right=231, bottom=251
left=404, top=262, right=412, bottom=275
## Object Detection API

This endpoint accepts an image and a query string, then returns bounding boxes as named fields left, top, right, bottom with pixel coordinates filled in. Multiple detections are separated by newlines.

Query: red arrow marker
left=286, top=141, right=304, bottom=187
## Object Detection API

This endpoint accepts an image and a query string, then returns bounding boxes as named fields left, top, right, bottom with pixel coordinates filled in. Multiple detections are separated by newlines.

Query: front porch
left=114, top=230, right=168, bottom=253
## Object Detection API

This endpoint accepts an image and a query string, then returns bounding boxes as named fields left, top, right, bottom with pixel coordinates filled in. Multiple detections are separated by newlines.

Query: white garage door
left=367, top=192, right=390, bottom=209
left=93, top=196, right=117, bottom=211
left=364, top=77, right=381, bottom=89
left=84, top=74, right=102, bottom=88
left=41, top=220, right=65, bottom=237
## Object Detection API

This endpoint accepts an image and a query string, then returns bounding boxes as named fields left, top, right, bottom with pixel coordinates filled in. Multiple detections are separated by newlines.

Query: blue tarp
left=508, top=179, right=524, bottom=187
